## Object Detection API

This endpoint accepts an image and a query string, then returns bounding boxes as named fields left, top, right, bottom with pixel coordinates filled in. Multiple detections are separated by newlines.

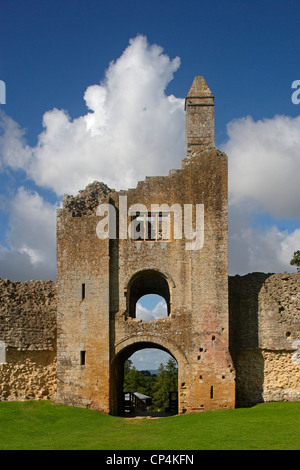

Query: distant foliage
left=123, top=358, right=178, bottom=411
left=290, top=250, right=300, bottom=273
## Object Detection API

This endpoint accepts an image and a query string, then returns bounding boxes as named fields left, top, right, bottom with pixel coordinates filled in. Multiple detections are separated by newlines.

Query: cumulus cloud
left=228, top=204, right=300, bottom=275
left=136, top=298, right=168, bottom=321
left=0, top=112, right=32, bottom=171
left=0, top=35, right=299, bottom=281
left=0, top=35, right=184, bottom=280
left=223, top=114, right=300, bottom=274
left=130, top=348, right=174, bottom=371
left=0, top=188, right=57, bottom=280
left=0, top=35, right=184, bottom=195
left=223, top=115, right=300, bottom=218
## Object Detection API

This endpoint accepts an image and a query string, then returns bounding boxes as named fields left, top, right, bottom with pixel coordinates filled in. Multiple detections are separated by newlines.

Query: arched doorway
left=126, top=269, right=172, bottom=318
left=110, top=341, right=179, bottom=416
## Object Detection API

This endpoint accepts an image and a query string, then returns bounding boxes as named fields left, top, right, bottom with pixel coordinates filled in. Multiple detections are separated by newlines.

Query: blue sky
left=2, top=0, right=300, bottom=141
left=1, top=0, right=300, bottom=369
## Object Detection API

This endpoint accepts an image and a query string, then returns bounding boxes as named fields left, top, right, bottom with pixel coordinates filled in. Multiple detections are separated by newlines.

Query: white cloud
left=229, top=204, right=300, bottom=275
left=136, top=298, right=168, bottom=321
left=0, top=35, right=184, bottom=196
left=130, top=348, right=174, bottom=371
left=0, top=36, right=299, bottom=281
left=0, top=188, right=57, bottom=280
left=0, top=112, right=32, bottom=171
left=223, top=113, right=300, bottom=274
left=223, top=115, right=300, bottom=218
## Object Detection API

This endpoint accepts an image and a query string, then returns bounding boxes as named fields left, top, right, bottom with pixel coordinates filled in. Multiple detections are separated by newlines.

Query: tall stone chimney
left=185, top=76, right=215, bottom=155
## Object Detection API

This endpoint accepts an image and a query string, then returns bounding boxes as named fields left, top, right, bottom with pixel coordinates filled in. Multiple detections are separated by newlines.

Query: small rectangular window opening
left=80, top=351, right=86, bottom=366
left=210, top=385, right=214, bottom=399
left=82, top=283, right=86, bottom=300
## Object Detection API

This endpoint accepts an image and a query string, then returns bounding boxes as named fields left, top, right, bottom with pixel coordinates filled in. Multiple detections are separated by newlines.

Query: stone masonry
left=0, top=273, right=299, bottom=408
left=229, top=273, right=300, bottom=407
left=56, top=77, right=236, bottom=414
left=0, top=77, right=299, bottom=412
left=0, top=279, right=57, bottom=401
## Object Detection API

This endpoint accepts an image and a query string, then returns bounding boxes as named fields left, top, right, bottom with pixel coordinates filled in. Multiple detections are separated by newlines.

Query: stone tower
left=56, top=77, right=236, bottom=415
left=185, top=76, right=215, bottom=153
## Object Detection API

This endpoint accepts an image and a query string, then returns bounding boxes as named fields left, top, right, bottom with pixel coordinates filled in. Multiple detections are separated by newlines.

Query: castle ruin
left=0, top=77, right=299, bottom=413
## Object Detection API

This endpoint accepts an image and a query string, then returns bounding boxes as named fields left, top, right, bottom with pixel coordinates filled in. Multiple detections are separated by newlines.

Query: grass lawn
left=0, top=401, right=299, bottom=450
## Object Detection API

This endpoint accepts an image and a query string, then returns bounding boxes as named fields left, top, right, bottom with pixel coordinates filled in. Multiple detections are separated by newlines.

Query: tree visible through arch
left=110, top=340, right=179, bottom=416
left=124, top=353, right=178, bottom=412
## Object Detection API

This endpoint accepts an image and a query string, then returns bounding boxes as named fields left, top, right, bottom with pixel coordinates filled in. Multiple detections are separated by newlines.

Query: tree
left=165, top=358, right=178, bottom=392
left=123, top=360, right=156, bottom=395
left=151, top=359, right=178, bottom=411
left=123, top=360, right=144, bottom=393
left=152, top=363, right=169, bottom=410
left=123, top=357, right=178, bottom=411
left=290, top=250, right=300, bottom=273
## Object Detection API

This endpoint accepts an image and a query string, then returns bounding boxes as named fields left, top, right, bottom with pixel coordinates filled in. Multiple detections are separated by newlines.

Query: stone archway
left=126, top=269, right=173, bottom=318
left=56, top=78, right=236, bottom=414
left=110, top=336, right=188, bottom=416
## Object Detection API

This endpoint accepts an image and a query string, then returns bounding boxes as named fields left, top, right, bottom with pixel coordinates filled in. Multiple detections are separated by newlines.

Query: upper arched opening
left=126, top=269, right=171, bottom=319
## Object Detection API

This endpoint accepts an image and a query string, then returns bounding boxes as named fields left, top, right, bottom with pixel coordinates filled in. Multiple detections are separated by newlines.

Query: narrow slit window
left=210, top=385, right=214, bottom=399
left=80, top=351, right=86, bottom=366
left=82, top=283, right=86, bottom=300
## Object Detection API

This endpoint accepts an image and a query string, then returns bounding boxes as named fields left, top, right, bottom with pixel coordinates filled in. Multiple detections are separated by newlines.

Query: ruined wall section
left=0, top=279, right=57, bottom=401
left=229, top=273, right=300, bottom=407
left=259, top=274, right=300, bottom=404
left=0, top=271, right=299, bottom=408
left=56, top=182, right=116, bottom=411
left=112, top=147, right=235, bottom=414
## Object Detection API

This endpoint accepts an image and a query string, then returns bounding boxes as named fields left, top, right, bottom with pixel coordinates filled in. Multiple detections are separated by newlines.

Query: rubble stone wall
left=0, top=279, right=57, bottom=401
left=229, top=273, right=300, bottom=407
left=0, top=273, right=298, bottom=407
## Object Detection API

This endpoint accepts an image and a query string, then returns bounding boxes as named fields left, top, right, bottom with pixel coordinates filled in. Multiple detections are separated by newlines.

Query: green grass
left=0, top=401, right=299, bottom=450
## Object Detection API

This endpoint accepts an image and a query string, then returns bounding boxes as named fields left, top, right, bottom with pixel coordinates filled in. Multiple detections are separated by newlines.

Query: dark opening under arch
left=127, top=269, right=171, bottom=318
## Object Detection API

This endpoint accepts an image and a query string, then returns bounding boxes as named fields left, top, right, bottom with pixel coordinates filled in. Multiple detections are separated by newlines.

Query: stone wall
left=56, top=147, right=235, bottom=415
left=229, top=273, right=300, bottom=407
left=0, top=75, right=299, bottom=411
left=0, top=279, right=57, bottom=401
left=55, top=76, right=236, bottom=415
left=0, top=273, right=299, bottom=407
